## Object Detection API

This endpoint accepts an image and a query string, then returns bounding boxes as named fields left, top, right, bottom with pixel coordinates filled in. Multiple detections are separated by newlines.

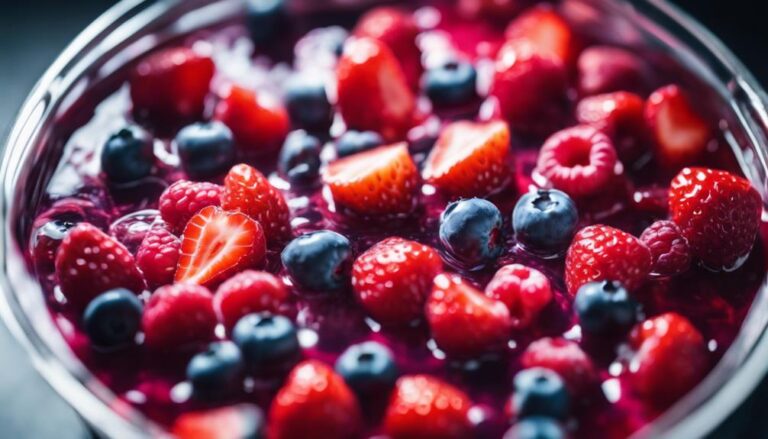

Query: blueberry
left=101, top=125, right=154, bottom=183
left=335, top=341, right=398, bottom=395
left=439, top=198, right=504, bottom=268
left=503, top=417, right=566, bottom=439
left=512, top=368, right=569, bottom=420
left=424, top=60, right=478, bottom=107
left=281, top=230, right=352, bottom=291
left=284, top=75, right=332, bottom=131
left=246, top=0, right=286, bottom=45
left=83, top=288, right=143, bottom=348
left=232, top=313, right=300, bottom=373
left=335, top=131, right=384, bottom=158
left=187, top=341, right=245, bottom=400
left=574, top=280, right=640, bottom=335
left=512, top=189, right=578, bottom=255
left=278, top=130, right=322, bottom=184
left=175, top=121, right=236, bottom=180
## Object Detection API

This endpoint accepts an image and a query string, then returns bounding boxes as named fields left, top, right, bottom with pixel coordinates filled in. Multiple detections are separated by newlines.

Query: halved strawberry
left=645, top=85, right=711, bottom=169
left=175, top=206, right=266, bottom=287
left=214, top=85, right=290, bottom=155
left=172, top=404, right=264, bottom=439
left=505, top=5, right=575, bottom=65
left=323, top=143, right=419, bottom=216
left=422, top=120, right=511, bottom=198
left=221, top=164, right=291, bottom=243
left=337, top=37, right=416, bottom=141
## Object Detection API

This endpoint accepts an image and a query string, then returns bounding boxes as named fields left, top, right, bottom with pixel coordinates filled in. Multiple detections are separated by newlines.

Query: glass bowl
left=2, top=0, right=768, bottom=437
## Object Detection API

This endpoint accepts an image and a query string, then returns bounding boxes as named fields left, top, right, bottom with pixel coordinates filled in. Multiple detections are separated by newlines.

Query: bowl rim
left=2, top=0, right=768, bottom=438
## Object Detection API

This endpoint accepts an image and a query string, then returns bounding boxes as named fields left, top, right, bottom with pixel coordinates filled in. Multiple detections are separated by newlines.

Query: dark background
left=0, top=0, right=767, bottom=437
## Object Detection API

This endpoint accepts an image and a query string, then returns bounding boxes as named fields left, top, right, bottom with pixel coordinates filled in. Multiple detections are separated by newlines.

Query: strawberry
left=639, top=220, right=692, bottom=277
left=130, top=47, right=215, bottom=125
left=221, top=163, right=291, bottom=243
left=383, top=375, right=472, bottom=439
left=158, top=180, right=222, bottom=234
left=627, top=313, right=708, bottom=405
left=214, top=270, right=289, bottom=331
left=268, top=360, right=361, bottom=439
left=490, top=41, right=568, bottom=136
left=426, top=273, right=512, bottom=357
left=575, top=92, right=648, bottom=164
left=337, top=37, right=416, bottom=141
left=142, top=283, right=217, bottom=350
left=645, top=85, right=711, bottom=168
left=54, top=223, right=145, bottom=310
left=175, top=206, right=266, bottom=287
left=214, top=85, right=290, bottom=155
left=521, top=337, right=598, bottom=395
left=565, top=225, right=652, bottom=295
left=504, top=5, right=575, bottom=65
left=353, top=7, right=422, bottom=90
left=323, top=143, right=419, bottom=216
left=422, top=120, right=511, bottom=198
left=669, top=167, right=761, bottom=271
left=485, top=264, right=552, bottom=330
left=576, top=46, right=651, bottom=97
left=172, top=404, right=264, bottom=439
left=136, top=226, right=181, bottom=288
left=352, top=237, right=443, bottom=326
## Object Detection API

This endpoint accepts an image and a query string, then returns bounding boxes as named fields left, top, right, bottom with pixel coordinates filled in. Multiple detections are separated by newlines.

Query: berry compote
left=23, top=1, right=768, bottom=438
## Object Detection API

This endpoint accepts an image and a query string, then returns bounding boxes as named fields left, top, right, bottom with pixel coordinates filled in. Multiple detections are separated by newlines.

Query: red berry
left=130, top=47, right=215, bottom=124
left=268, top=360, right=361, bottom=439
left=426, top=273, right=512, bottom=358
left=214, top=270, right=289, bottom=331
left=627, top=313, right=708, bottom=404
left=142, top=283, right=217, bottom=350
left=323, top=143, right=419, bottom=216
left=175, top=206, right=266, bottom=287
left=485, top=264, right=552, bottom=330
left=535, top=125, right=618, bottom=198
left=352, top=237, right=443, bottom=326
left=337, top=37, right=416, bottom=141
left=576, top=46, right=650, bottom=96
left=222, top=164, right=291, bottom=243
left=575, top=92, right=648, bottom=164
left=55, top=223, right=145, bottom=310
left=384, top=375, right=472, bottom=439
left=158, top=180, right=223, bottom=234
left=504, top=5, right=575, bottom=65
left=669, top=167, right=761, bottom=271
left=490, top=41, right=568, bottom=136
left=422, top=120, right=511, bottom=198
left=136, top=226, right=181, bottom=289
left=521, top=337, right=597, bottom=394
left=353, top=7, right=422, bottom=90
left=639, top=220, right=692, bottom=277
left=31, top=220, right=74, bottom=274
left=565, top=225, right=652, bottom=295
left=172, top=404, right=264, bottom=439
left=458, top=0, right=525, bottom=20
left=214, top=85, right=290, bottom=155
left=645, top=85, right=711, bottom=168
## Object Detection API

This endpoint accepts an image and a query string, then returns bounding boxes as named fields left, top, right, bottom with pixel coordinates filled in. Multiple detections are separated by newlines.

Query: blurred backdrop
left=0, top=0, right=766, bottom=437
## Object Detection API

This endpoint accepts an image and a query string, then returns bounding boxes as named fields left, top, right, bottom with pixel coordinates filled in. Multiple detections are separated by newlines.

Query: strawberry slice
left=172, top=404, right=264, bottom=439
left=222, top=164, right=292, bottom=243
left=214, top=85, right=290, bottom=155
left=323, top=143, right=419, bottom=216
left=337, top=37, right=416, bottom=141
left=175, top=206, right=266, bottom=287
left=505, top=5, right=575, bottom=65
left=422, top=120, right=511, bottom=198
left=645, top=85, right=711, bottom=169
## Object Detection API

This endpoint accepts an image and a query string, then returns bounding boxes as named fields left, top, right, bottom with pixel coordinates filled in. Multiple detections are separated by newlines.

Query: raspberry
left=639, top=220, right=692, bottom=277
left=485, top=264, right=553, bottom=330
left=575, top=91, right=648, bottom=164
left=214, top=270, right=289, bottom=331
left=565, top=225, right=652, bottom=295
left=535, top=125, right=618, bottom=198
left=669, top=167, right=761, bottom=271
left=142, top=283, right=217, bottom=350
left=576, top=46, right=650, bottom=96
left=158, top=180, right=222, bottom=234
left=521, top=337, right=597, bottom=395
left=135, top=226, right=181, bottom=288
